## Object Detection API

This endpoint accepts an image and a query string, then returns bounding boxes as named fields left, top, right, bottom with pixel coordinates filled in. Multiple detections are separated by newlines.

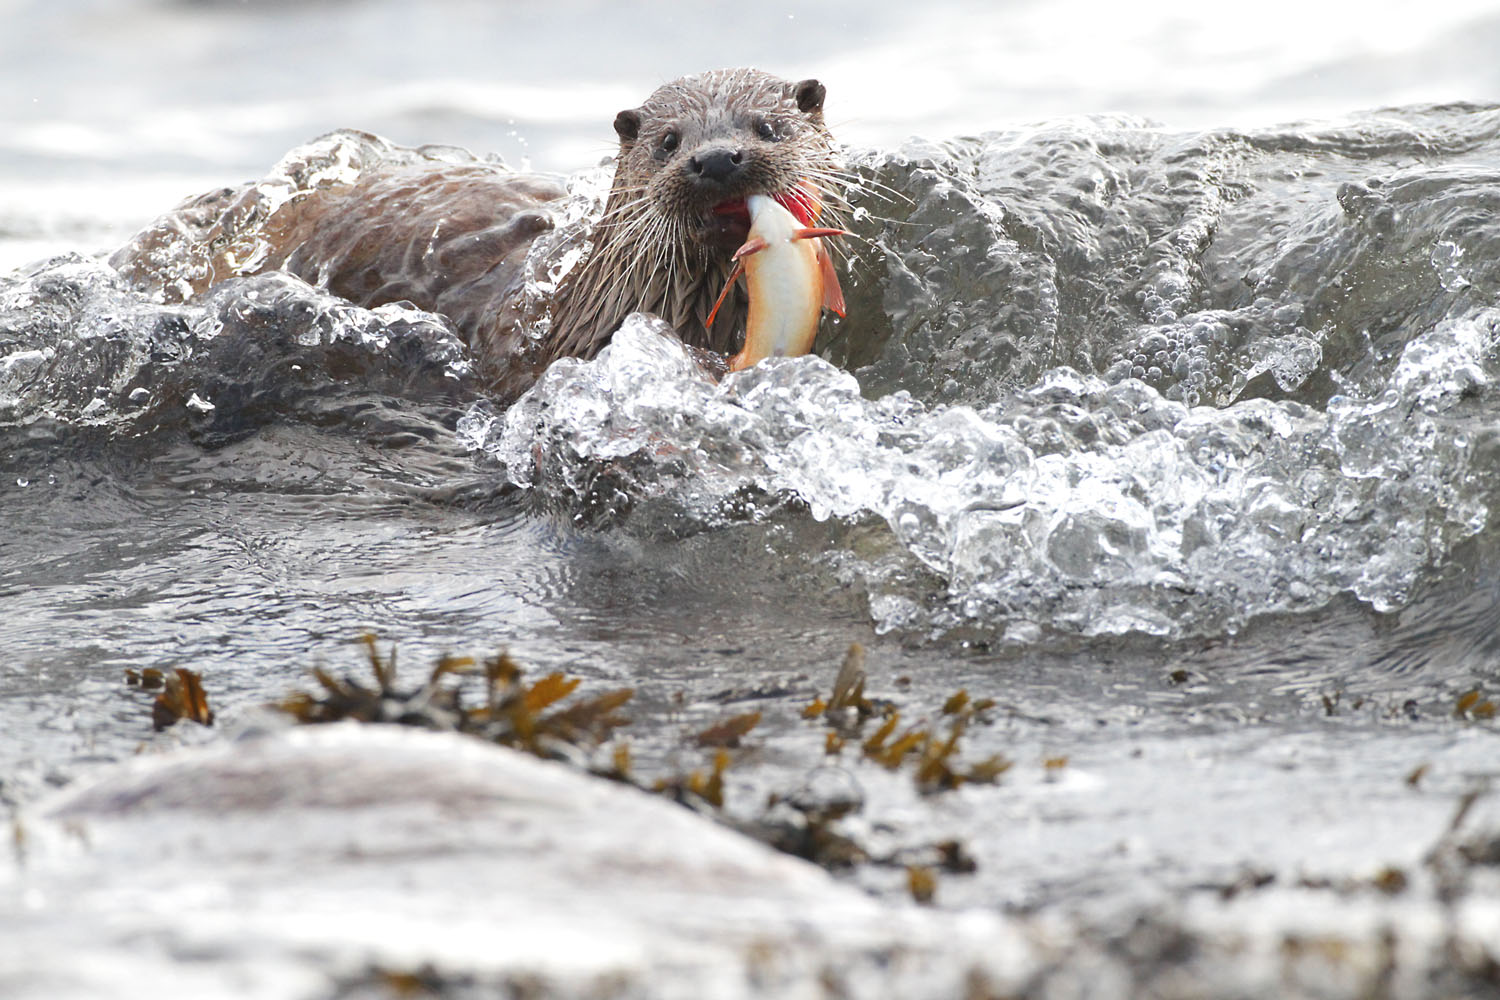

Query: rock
left=0, top=723, right=1026, bottom=999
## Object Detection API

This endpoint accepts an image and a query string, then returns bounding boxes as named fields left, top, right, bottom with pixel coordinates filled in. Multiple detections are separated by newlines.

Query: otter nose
left=689, top=147, right=744, bottom=182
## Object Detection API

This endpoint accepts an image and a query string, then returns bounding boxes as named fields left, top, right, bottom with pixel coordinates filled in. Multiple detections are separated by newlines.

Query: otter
left=111, top=68, right=843, bottom=401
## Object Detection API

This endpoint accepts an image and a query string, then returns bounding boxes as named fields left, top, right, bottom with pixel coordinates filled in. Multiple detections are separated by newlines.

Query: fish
left=706, top=192, right=849, bottom=371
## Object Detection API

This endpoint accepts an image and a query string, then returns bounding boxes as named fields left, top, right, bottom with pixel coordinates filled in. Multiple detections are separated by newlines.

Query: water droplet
left=1430, top=239, right=1472, bottom=291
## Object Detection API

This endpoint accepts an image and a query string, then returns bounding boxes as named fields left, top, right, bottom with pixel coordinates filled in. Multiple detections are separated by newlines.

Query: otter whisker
left=801, top=163, right=911, bottom=210
left=541, top=68, right=848, bottom=366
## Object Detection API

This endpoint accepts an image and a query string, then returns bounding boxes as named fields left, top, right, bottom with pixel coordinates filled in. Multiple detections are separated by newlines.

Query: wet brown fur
left=113, top=68, right=839, bottom=401
left=541, top=69, right=837, bottom=367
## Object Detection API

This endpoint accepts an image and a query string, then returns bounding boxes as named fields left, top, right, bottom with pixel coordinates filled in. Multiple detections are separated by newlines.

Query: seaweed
left=826, top=642, right=877, bottom=716
left=327, top=963, right=625, bottom=1000
left=124, top=667, right=165, bottom=690
left=806, top=653, right=1010, bottom=795
left=127, top=667, right=214, bottom=731
left=1211, top=867, right=1276, bottom=901
left=906, top=864, right=937, bottom=904
left=276, top=637, right=747, bottom=817
left=752, top=643, right=1015, bottom=876
left=941, top=690, right=970, bottom=715
left=607, top=741, right=633, bottom=781
left=1421, top=786, right=1500, bottom=904
left=742, top=775, right=868, bottom=870
left=273, top=637, right=998, bottom=883
left=653, top=749, right=732, bottom=810
left=799, top=642, right=885, bottom=724
left=1370, top=866, right=1408, bottom=894
left=694, top=711, right=762, bottom=748
left=275, top=635, right=633, bottom=760
left=1292, top=866, right=1409, bottom=896
left=1454, top=688, right=1496, bottom=720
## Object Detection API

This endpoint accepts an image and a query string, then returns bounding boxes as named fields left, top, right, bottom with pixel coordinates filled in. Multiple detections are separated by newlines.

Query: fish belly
left=744, top=238, right=823, bottom=359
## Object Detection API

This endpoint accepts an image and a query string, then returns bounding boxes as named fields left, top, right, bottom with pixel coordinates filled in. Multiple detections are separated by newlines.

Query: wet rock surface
left=6, top=721, right=1500, bottom=998
left=3, top=725, right=1030, bottom=1000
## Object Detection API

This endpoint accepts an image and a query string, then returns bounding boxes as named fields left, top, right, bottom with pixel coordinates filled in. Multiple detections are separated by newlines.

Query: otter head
left=545, top=68, right=838, bottom=365
left=611, top=68, right=832, bottom=251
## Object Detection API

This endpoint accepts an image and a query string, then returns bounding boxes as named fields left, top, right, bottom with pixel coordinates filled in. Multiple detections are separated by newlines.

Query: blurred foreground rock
left=0, top=724, right=1026, bottom=999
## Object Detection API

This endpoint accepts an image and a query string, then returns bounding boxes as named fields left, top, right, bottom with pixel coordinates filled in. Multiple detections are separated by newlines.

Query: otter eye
left=660, top=131, right=680, bottom=153
left=756, top=120, right=777, bottom=141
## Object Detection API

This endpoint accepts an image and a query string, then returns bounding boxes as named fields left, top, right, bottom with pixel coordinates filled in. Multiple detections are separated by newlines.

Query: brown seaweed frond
left=908, top=712, right=1012, bottom=794
left=125, top=667, right=214, bottom=731
left=694, top=711, right=762, bottom=748
left=742, top=806, right=868, bottom=870
left=274, top=639, right=634, bottom=760
left=653, top=749, right=733, bottom=811
left=531, top=688, right=636, bottom=749
left=804, top=646, right=1008, bottom=794
left=907, top=865, right=937, bottom=904
left=740, top=770, right=868, bottom=870
left=1455, top=689, right=1497, bottom=720
left=124, top=668, right=165, bottom=690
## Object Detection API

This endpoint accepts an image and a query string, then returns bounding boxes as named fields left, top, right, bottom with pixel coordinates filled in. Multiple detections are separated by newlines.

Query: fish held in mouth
left=706, top=192, right=849, bottom=371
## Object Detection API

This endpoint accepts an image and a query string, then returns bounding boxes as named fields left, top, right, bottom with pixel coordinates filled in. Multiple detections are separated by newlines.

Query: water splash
left=0, top=254, right=472, bottom=437
left=463, top=110, right=1500, bottom=642
left=8, top=110, right=1500, bottom=647
left=473, top=302, right=1497, bottom=641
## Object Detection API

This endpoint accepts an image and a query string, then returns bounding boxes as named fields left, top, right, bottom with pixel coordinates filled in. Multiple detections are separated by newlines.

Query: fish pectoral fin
left=705, top=261, right=745, bottom=330
left=791, top=227, right=851, bottom=241
left=817, top=243, right=847, bottom=318
left=731, top=236, right=770, bottom=261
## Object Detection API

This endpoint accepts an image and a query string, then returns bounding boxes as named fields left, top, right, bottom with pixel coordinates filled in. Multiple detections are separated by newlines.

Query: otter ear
left=614, top=109, right=642, bottom=143
left=794, top=79, right=825, bottom=115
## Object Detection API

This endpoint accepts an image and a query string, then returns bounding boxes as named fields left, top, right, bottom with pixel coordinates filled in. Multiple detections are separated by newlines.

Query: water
left=5, top=2, right=1500, bottom=996
left=5, top=0, right=1498, bottom=268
